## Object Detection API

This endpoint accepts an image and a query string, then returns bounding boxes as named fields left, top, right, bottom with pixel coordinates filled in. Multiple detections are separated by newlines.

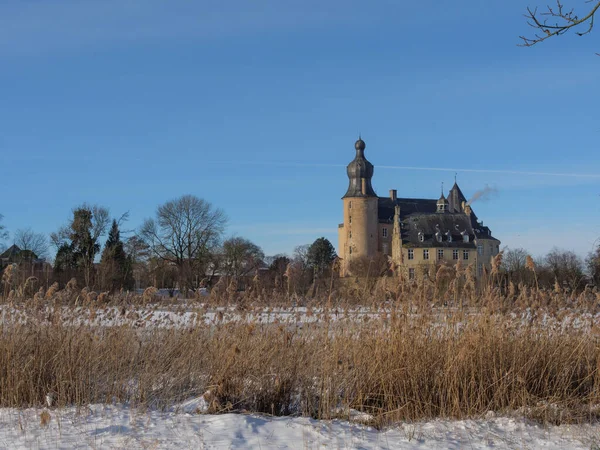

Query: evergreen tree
left=70, top=208, right=101, bottom=287
left=99, top=220, right=134, bottom=292
left=53, top=242, right=77, bottom=272
left=306, top=237, right=337, bottom=274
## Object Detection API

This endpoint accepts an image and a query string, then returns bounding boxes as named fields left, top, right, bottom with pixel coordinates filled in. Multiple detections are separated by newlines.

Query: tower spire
left=343, top=137, right=375, bottom=198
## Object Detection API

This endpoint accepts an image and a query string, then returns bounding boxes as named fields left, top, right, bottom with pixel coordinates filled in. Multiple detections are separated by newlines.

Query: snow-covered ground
left=2, top=303, right=600, bottom=332
left=0, top=405, right=599, bottom=449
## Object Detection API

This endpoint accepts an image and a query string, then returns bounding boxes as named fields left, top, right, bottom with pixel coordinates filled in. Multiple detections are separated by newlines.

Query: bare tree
left=520, top=1, right=600, bottom=47
left=586, top=244, right=600, bottom=286
left=545, top=247, right=586, bottom=291
left=502, top=247, right=533, bottom=285
left=125, top=235, right=151, bottom=289
left=14, top=229, right=49, bottom=260
left=140, top=195, right=227, bottom=292
left=0, top=214, right=8, bottom=250
left=221, top=237, right=265, bottom=280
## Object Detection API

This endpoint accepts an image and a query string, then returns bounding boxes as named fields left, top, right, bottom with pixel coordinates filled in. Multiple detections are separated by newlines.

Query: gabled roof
left=448, top=182, right=467, bottom=213
left=0, top=244, right=39, bottom=261
left=0, top=244, right=21, bottom=259
left=378, top=197, right=437, bottom=223
left=377, top=195, right=500, bottom=247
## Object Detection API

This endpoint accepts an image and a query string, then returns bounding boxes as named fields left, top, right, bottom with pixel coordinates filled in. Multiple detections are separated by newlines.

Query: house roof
left=377, top=195, right=499, bottom=247
left=0, top=244, right=39, bottom=261
left=448, top=182, right=467, bottom=213
left=0, top=244, right=21, bottom=259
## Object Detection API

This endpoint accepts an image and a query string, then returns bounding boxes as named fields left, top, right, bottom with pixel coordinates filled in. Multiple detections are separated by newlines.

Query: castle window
left=477, top=244, right=483, bottom=256
left=349, top=216, right=352, bottom=224
left=408, top=268, right=415, bottom=280
left=436, top=232, right=442, bottom=243
left=418, top=232, right=424, bottom=243
left=408, top=249, right=414, bottom=260
left=349, top=201, right=352, bottom=209
left=423, top=249, right=429, bottom=260
left=453, top=250, right=459, bottom=260
left=382, top=228, right=388, bottom=238
left=349, top=231, right=352, bottom=239
left=447, top=233, right=453, bottom=243
left=349, top=247, right=352, bottom=255
left=463, top=250, right=469, bottom=260
left=463, top=233, right=469, bottom=243
left=437, top=249, right=444, bottom=260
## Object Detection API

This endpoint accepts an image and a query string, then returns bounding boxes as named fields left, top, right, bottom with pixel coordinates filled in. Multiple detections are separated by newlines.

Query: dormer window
left=447, top=232, right=452, bottom=243
left=462, top=233, right=469, bottom=243
left=436, top=231, right=442, bottom=243
left=418, top=232, right=424, bottom=243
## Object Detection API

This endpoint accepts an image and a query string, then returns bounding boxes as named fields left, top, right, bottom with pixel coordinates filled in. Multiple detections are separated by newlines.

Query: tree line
left=0, top=196, right=337, bottom=295
left=3, top=197, right=600, bottom=296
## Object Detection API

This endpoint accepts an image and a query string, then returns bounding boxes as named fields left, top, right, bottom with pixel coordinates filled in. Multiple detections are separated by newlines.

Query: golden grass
left=0, top=300, right=598, bottom=426
left=2, top=261, right=600, bottom=425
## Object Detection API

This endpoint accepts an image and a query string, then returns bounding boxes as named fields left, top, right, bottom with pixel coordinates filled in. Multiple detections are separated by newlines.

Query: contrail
left=206, top=161, right=600, bottom=179
left=378, top=165, right=600, bottom=179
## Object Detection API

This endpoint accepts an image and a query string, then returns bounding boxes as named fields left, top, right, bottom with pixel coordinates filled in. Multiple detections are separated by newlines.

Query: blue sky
left=1, top=0, right=599, bottom=258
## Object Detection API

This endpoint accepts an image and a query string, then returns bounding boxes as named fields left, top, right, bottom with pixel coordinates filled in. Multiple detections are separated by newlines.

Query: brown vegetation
left=2, top=260, right=600, bottom=426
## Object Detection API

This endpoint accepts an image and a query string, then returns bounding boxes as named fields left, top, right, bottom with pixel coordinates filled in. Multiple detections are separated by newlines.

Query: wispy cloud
left=206, top=160, right=600, bottom=179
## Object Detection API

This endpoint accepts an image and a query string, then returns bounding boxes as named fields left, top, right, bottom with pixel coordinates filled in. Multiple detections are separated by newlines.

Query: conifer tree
left=307, top=237, right=337, bottom=274
left=100, top=220, right=133, bottom=292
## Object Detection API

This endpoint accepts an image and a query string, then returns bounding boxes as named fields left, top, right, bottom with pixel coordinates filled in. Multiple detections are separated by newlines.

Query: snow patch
left=0, top=405, right=598, bottom=449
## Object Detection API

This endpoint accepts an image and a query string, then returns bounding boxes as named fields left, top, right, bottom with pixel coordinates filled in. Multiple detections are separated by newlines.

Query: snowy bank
left=0, top=405, right=598, bottom=449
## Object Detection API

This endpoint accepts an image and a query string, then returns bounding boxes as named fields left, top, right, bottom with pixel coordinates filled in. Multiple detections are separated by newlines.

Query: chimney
left=389, top=189, right=397, bottom=201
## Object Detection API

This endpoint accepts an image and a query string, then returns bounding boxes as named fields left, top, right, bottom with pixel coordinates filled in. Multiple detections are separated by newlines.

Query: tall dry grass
left=0, top=303, right=598, bottom=425
left=2, top=261, right=600, bottom=425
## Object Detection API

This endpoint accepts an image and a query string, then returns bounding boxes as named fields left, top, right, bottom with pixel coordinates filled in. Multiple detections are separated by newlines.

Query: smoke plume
left=467, top=185, right=497, bottom=205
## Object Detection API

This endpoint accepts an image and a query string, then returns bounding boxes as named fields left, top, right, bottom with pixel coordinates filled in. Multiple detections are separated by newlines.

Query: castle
left=338, top=138, right=500, bottom=278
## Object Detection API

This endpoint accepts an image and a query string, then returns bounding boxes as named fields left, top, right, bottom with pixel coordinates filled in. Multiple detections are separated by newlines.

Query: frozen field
left=1, top=404, right=599, bottom=449
left=2, top=302, right=600, bottom=332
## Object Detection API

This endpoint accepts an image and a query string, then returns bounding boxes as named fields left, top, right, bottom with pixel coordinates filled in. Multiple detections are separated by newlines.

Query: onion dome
left=343, top=137, right=377, bottom=198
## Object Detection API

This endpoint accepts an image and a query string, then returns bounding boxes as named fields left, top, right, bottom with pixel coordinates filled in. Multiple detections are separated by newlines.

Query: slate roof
left=448, top=182, right=467, bottom=213
left=343, top=139, right=377, bottom=198
left=377, top=195, right=499, bottom=248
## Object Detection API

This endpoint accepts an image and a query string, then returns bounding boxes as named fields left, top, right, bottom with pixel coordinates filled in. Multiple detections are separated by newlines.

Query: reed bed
left=2, top=263, right=600, bottom=426
left=0, top=301, right=599, bottom=426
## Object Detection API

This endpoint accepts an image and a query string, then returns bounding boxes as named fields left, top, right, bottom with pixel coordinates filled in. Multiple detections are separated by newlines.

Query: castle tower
left=338, top=138, right=379, bottom=273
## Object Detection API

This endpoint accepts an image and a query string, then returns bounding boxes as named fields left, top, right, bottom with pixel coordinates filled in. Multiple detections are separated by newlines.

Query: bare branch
left=14, top=228, right=49, bottom=260
left=519, top=0, right=600, bottom=47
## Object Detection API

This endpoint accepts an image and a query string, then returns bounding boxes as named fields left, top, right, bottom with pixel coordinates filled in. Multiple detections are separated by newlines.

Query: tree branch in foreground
left=519, top=0, right=600, bottom=47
